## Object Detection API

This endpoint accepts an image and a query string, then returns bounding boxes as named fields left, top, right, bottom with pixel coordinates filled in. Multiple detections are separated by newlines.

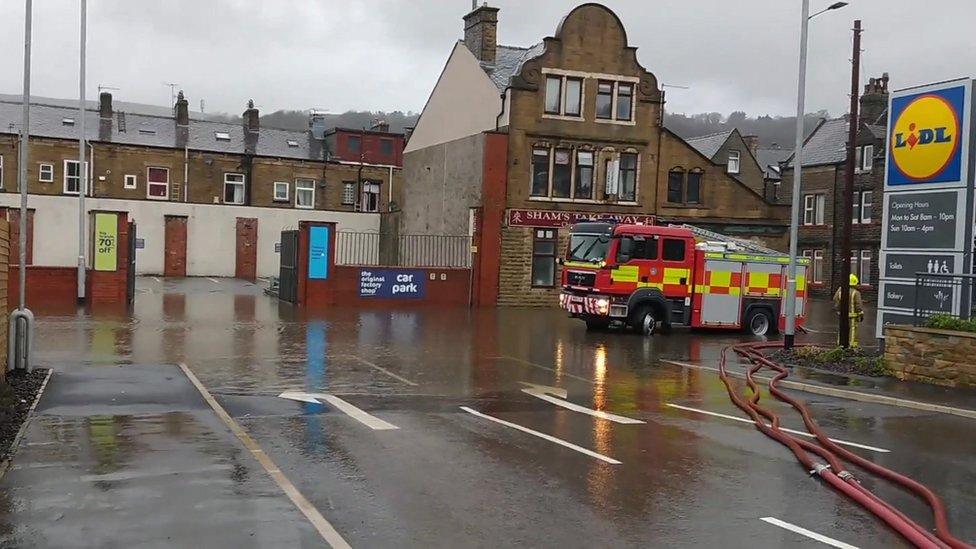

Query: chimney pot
left=463, top=5, right=499, bottom=63
left=99, top=92, right=113, bottom=119
left=243, top=99, right=259, bottom=133
left=175, top=90, right=189, bottom=126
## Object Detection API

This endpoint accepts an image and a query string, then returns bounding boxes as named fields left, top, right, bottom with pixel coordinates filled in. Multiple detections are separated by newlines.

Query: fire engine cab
left=558, top=223, right=809, bottom=336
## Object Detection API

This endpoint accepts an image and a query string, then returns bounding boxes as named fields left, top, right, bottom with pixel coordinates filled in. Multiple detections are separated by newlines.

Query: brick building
left=780, top=74, right=890, bottom=300
left=401, top=3, right=790, bottom=307
left=0, top=92, right=403, bottom=276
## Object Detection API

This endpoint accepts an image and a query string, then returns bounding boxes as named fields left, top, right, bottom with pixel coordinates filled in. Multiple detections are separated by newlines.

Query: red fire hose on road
left=718, top=341, right=972, bottom=549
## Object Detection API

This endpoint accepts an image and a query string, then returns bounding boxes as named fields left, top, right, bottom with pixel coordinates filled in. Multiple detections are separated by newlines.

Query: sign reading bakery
left=507, top=208, right=656, bottom=228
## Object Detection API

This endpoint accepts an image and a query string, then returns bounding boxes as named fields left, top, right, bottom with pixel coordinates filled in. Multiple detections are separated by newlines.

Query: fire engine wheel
left=633, top=307, right=657, bottom=336
left=745, top=308, right=773, bottom=336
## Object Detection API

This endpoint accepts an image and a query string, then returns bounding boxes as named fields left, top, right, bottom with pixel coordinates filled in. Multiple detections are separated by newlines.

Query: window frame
left=347, top=135, right=362, bottom=156
left=531, top=228, right=558, bottom=288
left=295, top=178, right=315, bottom=209
left=0, top=155, right=3, bottom=188
left=341, top=181, right=356, bottom=205
left=662, top=238, right=687, bottom=262
left=147, top=166, right=170, bottom=200
left=686, top=168, right=703, bottom=204
left=803, top=193, right=825, bottom=225
left=39, top=162, right=54, bottom=184
left=551, top=148, right=573, bottom=198
left=123, top=174, right=137, bottom=189
left=616, top=82, right=634, bottom=122
left=803, top=249, right=825, bottom=284
left=360, top=181, right=380, bottom=213
left=222, top=172, right=246, bottom=205
left=531, top=147, right=551, bottom=197
left=379, top=138, right=394, bottom=156
left=544, top=75, right=563, bottom=115
left=727, top=150, right=741, bottom=174
left=861, top=144, right=874, bottom=172
left=273, top=181, right=290, bottom=203
left=860, top=190, right=873, bottom=224
left=617, top=152, right=638, bottom=203
left=860, top=250, right=872, bottom=286
left=667, top=168, right=685, bottom=204
left=574, top=150, right=594, bottom=200
left=63, top=159, right=82, bottom=195
left=564, top=77, right=583, bottom=117
left=596, top=80, right=614, bottom=120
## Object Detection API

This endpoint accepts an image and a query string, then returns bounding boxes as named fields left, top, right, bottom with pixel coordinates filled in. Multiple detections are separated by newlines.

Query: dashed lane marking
left=521, top=383, right=644, bottom=424
left=278, top=392, right=399, bottom=431
left=661, top=359, right=976, bottom=420
left=666, top=403, right=890, bottom=453
left=760, top=517, right=859, bottom=549
left=460, top=406, right=621, bottom=465
left=180, top=364, right=351, bottom=549
left=207, top=277, right=220, bottom=284
left=343, top=355, right=419, bottom=387
left=491, top=355, right=595, bottom=384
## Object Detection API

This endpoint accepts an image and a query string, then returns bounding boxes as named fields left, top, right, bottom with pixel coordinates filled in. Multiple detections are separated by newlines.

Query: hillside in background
left=665, top=110, right=832, bottom=148
left=207, top=110, right=419, bottom=133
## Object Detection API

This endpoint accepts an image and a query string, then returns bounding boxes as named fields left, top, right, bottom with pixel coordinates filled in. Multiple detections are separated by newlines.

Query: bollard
left=8, top=308, right=35, bottom=372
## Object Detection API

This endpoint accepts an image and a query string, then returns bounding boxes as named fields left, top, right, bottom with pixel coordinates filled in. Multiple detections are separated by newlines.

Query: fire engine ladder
left=673, top=224, right=786, bottom=256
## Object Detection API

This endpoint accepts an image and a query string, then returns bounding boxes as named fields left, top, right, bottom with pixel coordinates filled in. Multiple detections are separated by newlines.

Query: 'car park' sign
left=359, top=268, right=426, bottom=299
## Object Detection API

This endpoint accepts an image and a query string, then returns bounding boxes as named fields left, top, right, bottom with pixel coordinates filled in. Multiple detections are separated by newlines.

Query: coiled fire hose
left=718, top=341, right=971, bottom=549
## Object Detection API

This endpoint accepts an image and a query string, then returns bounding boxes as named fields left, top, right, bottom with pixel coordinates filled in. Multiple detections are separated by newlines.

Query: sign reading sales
left=507, top=208, right=655, bottom=228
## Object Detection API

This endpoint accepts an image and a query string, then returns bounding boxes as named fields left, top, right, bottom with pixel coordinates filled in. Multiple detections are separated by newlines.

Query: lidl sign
left=887, top=83, right=968, bottom=186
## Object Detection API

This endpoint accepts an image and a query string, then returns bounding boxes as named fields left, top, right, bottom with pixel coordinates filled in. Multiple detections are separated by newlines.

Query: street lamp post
left=77, top=0, right=87, bottom=303
left=784, top=0, right=848, bottom=349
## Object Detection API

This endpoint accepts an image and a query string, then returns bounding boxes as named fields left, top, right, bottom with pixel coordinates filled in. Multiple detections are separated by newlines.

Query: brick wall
left=884, top=325, right=976, bottom=387
left=0, top=135, right=396, bottom=214
left=0, top=219, right=7, bottom=376
left=497, top=226, right=569, bottom=308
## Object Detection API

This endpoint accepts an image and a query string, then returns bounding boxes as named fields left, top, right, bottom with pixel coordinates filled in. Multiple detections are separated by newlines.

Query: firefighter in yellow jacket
left=833, top=274, right=864, bottom=347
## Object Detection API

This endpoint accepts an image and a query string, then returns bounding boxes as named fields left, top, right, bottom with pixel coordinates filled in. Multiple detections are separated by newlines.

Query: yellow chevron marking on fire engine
left=637, top=282, right=664, bottom=290
left=710, top=271, right=732, bottom=287
left=663, top=268, right=690, bottom=287
left=611, top=265, right=639, bottom=283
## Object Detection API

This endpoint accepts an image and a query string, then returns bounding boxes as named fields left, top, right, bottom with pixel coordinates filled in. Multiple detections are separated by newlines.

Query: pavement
left=1, top=276, right=974, bottom=548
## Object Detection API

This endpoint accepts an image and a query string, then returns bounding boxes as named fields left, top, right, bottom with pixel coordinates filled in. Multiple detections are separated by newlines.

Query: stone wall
left=884, top=325, right=976, bottom=387
left=497, top=225, right=569, bottom=307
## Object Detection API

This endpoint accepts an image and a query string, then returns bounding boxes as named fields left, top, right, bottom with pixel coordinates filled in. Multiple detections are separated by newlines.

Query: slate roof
left=685, top=130, right=733, bottom=160
left=786, top=117, right=849, bottom=168
left=479, top=43, right=546, bottom=92
left=865, top=124, right=887, bottom=140
left=756, top=147, right=792, bottom=180
left=0, top=99, right=327, bottom=161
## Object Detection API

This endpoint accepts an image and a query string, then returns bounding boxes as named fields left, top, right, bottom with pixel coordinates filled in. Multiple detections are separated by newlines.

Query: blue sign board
left=308, top=226, right=330, bottom=280
left=359, top=268, right=426, bottom=298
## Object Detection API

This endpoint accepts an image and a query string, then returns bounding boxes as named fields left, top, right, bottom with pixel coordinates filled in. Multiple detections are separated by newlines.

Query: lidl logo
left=888, top=85, right=966, bottom=186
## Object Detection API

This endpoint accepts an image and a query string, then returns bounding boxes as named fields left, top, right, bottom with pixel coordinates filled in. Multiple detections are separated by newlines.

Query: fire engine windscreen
left=568, top=234, right=611, bottom=263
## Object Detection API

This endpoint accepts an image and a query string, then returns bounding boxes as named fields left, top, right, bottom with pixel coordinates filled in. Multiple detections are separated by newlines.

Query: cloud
left=1, top=0, right=974, bottom=118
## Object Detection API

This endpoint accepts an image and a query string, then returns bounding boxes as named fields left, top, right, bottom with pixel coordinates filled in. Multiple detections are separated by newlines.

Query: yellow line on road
left=179, top=363, right=351, bottom=549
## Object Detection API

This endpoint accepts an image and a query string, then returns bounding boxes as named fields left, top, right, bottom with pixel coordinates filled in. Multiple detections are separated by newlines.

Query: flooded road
left=8, top=277, right=976, bottom=547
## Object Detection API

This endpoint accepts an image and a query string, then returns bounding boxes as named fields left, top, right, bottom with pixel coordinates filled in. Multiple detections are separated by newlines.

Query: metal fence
left=335, top=231, right=472, bottom=269
left=913, top=272, right=976, bottom=325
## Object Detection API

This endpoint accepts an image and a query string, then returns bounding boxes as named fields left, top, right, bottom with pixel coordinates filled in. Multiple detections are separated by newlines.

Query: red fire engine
left=558, top=223, right=809, bottom=335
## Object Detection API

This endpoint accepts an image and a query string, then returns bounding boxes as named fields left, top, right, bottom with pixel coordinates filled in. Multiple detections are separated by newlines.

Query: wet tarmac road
left=8, top=276, right=976, bottom=547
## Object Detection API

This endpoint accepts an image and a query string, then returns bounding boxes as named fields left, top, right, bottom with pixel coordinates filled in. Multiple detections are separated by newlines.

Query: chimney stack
left=243, top=99, right=259, bottom=133
left=174, top=90, right=189, bottom=126
left=309, top=111, right=328, bottom=140
left=859, top=72, right=890, bottom=126
left=99, top=92, right=113, bottom=119
left=463, top=4, right=499, bottom=63
left=370, top=118, right=390, bottom=133
left=742, top=135, right=760, bottom=157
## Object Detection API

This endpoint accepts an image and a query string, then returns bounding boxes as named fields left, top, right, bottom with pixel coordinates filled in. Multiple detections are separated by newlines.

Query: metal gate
left=126, top=221, right=137, bottom=304
left=279, top=230, right=299, bottom=303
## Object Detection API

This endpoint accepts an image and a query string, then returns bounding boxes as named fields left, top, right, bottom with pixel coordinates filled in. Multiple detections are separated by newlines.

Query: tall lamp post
left=784, top=0, right=848, bottom=349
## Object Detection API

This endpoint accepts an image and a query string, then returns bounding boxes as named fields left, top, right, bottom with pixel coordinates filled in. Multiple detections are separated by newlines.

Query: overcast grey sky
left=1, top=0, right=973, bottom=118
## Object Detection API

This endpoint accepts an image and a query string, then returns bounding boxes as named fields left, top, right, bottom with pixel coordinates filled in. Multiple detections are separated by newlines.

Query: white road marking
left=152, top=276, right=161, bottom=283
left=180, top=364, right=351, bottom=549
left=460, top=406, right=621, bottom=465
left=492, top=355, right=595, bottom=384
left=345, top=355, right=419, bottom=386
left=661, top=359, right=976, bottom=420
left=760, top=517, right=859, bottom=549
left=207, top=277, right=220, bottom=284
left=521, top=383, right=644, bottom=425
left=666, top=403, right=890, bottom=453
left=279, top=392, right=399, bottom=431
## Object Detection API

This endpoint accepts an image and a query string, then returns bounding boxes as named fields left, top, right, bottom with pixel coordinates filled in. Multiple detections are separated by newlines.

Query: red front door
left=164, top=215, right=187, bottom=277
left=235, top=217, right=258, bottom=280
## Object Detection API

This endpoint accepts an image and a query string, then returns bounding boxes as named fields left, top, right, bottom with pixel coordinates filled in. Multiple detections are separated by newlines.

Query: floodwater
left=4, top=276, right=974, bottom=548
